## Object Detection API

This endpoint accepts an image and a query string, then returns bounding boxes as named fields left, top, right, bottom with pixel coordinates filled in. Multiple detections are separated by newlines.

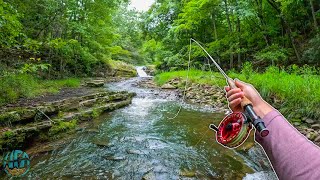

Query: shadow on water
left=22, top=77, right=277, bottom=179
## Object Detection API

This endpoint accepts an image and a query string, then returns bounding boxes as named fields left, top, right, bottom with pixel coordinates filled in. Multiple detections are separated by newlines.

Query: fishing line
left=166, top=38, right=192, bottom=120
left=166, top=38, right=223, bottom=119
left=194, top=128, right=211, bottom=147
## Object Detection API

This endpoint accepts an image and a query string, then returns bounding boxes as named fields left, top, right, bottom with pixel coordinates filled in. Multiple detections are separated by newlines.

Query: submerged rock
left=179, top=169, right=196, bottom=177
left=86, top=128, right=100, bottom=133
left=92, top=139, right=112, bottom=147
left=104, top=156, right=126, bottom=161
left=142, top=169, right=156, bottom=180
left=126, top=149, right=146, bottom=155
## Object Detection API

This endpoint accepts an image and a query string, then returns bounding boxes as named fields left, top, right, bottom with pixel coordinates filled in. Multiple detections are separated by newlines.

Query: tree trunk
left=309, top=0, right=318, bottom=31
left=223, top=0, right=233, bottom=32
left=212, top=14, right=218, bottom=40
left=235, top=0, right=241, bottom=69
left=266, top=0, right=301, bottom=62
left=223, top=0, right=234, bottom=69
left=254, top=0, right=270, bottom=46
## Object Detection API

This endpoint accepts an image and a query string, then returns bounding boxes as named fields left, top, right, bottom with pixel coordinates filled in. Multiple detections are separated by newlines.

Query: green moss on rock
left=49, top=119, right=77, bottom=136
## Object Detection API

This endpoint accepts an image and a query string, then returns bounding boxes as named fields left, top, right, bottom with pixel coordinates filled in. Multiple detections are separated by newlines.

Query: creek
left=26, top=71, right=277, bottom=179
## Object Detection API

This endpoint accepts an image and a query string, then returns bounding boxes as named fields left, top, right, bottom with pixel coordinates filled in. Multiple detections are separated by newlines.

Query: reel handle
left=227, top=78, right=269, bottom=137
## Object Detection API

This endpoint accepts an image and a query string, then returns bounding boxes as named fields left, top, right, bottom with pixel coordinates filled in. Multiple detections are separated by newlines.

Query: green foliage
left=49, top=119, right=77, bottom=136
left=302, top=35, right=320, bottom=66
left=0, top=0, right=139, bottom=78
left=240, top=62, right=254, bottom=80
left=3, top=131, right=14, bottom=138
left=0, top=0, right=22, bottom=47
left=20, top=63, right=51, bottom=74
left=142, top=0, right=319, bottom=71
left=92, top=108, right=103, bottom=118
left=254, top=44, right=288, bottom=65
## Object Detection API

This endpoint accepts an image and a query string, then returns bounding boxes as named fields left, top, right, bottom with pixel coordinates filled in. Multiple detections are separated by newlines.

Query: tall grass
left=229, top=67, right=320, bottom=120
left=0, top=73, right=81, bottom=105
left=155, top=66, right=320, bottom=120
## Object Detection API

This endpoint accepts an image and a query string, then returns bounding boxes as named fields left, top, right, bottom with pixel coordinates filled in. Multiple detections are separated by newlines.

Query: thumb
left=235, top=79, right=247, bottom=89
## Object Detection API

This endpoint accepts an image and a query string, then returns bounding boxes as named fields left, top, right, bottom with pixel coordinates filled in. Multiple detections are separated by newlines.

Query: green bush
left=254, top=44, right=288, bottom=66
left=302, top=35, right=320, bottom=66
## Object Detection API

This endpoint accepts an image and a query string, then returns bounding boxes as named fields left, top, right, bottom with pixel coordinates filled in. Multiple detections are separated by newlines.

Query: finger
left=228, top=92, right=244, bottom=102
left=224, top=86, right=230, bottom=92
left=229, top=98, right=242, bottom=110
left=235, top=79, right=249, bottom=89
left=226, top=88, right=242, bottom=98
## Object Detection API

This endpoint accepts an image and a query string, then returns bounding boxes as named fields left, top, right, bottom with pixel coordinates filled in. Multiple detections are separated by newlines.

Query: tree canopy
left=140, top=0, right=319, bottom=71
left=0, top=0, right=319, bottom=76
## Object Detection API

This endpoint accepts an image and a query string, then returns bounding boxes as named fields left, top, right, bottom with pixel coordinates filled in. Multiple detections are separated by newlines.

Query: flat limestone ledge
left=0, top=91, right=135, bottom=152
left=0, top=91, right=135, bottom=124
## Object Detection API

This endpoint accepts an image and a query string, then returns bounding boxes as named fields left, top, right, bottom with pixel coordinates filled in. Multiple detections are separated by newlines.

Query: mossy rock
left=48, top=119, right=77, bottom=136
left=0, top=131, right=30, bottom=151
left=0, top=109, right=37, bottom=124
left=108, top=60, right=137, bottom=77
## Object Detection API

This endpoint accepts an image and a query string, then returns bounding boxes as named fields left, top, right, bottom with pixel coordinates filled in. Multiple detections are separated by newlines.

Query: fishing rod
left=190, top=38, right=269, bottom=148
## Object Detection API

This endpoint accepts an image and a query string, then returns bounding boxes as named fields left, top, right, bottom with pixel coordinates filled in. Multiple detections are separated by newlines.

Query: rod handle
left=227, top=78, right=269, bottom=137
left=227, top=78, right=252, bottom=109
left=244, top=105, right=269, bottom=137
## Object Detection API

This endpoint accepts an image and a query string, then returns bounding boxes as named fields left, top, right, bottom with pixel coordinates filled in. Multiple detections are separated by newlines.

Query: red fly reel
left=210, top=112, right=252, bottom=148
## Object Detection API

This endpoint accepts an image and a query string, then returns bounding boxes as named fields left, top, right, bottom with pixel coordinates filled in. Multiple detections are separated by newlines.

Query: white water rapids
left=136, top=66, right=149, bottom=77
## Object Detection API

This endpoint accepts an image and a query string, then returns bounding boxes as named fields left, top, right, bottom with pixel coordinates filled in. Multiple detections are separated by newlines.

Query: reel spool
left=209, top=112, right=252, bottom=148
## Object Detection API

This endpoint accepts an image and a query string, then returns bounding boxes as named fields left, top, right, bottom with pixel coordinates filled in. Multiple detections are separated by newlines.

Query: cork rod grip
left=227, top=78, right=252, bottom=109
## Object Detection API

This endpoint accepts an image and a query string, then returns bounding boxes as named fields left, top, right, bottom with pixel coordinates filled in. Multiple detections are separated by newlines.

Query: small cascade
left=136, top=66, right=149, bottom=77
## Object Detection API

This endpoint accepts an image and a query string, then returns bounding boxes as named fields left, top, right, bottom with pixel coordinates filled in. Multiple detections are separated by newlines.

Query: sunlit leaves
left=0, top=0, right=22, bottom=47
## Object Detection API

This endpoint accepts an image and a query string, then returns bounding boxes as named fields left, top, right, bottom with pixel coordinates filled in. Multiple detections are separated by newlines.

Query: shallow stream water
left=26, top=77, right=277, bottom=179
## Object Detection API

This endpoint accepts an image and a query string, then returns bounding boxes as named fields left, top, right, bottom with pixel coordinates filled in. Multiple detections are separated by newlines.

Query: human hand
left=224, top=79, right=274, bottom=118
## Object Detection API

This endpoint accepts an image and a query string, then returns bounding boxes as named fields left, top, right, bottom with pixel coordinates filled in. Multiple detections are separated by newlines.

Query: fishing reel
left=209, top=104, right=269, bottom=149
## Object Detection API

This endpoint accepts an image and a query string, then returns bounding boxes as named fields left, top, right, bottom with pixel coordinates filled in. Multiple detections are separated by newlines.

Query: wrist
left=254, top=101, right=274, bottom=119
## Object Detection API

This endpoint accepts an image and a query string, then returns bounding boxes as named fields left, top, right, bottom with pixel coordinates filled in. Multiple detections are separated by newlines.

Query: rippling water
left=24, top=78, right=277, bottom=179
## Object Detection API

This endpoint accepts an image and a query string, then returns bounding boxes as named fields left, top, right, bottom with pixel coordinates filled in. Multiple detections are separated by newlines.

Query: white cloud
left=128, top=0, right=155, bottom=12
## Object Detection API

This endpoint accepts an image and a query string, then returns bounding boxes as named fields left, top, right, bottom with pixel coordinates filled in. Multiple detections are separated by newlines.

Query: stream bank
left=0, top=78, right=135, bottom=154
